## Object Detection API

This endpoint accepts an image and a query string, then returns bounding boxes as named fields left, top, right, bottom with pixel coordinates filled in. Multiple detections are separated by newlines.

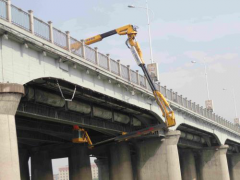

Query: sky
left=12, top=0, right=240, bottom=174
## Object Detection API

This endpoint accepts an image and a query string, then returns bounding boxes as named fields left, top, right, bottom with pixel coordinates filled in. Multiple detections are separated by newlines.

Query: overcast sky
left=12, top=0, right=240, bottom=173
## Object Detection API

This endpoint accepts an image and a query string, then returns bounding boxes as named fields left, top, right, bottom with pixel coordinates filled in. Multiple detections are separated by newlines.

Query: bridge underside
left=16, top=78, right=160, bottom=150
left=17, top=78, right=240, bottom=159
left=0, top=1, right=240, bottom=179
left=13, top=78, right=240, bottom=161
left=1, top=67, right=240, bottom=180
left=17, top=78, right=236, bottom=154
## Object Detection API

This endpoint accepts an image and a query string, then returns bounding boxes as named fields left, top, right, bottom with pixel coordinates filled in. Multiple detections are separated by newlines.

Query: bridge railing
left=11, top=5, right=30, bottom=31
left=0, top=0, right=239, bottom=134
left=34, top=17, right=50, bottom=41
left=0, top=0, right=7, bottom=20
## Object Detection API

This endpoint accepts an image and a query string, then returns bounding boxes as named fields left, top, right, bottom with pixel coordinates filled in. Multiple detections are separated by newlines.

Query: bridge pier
left=31, top=150, right=54, bottom=180
left=95, top=158, right=110, bottom=180
left=19, top=149, right=30, bottom=180
left=131, top=154, right=138, bottom=180
left=109, top=142, right=134, bottom=180
left=180, top=150, right=197, bottom=180
left=200, top=145, right=230, bottom=180
left=136, top=130, right=181, bottom=180
left=69, top=144, right=92, bottom=180
left=0, top=84, right=24, bottom=180
left=228, top=153, right=240, bottom=180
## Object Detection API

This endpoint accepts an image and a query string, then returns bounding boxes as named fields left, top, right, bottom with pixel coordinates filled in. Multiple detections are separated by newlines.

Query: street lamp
left=128, top=0, right=154, bottom=63
left=191, top=60, right=213, bottom=111
left=223, top=88, right=239, bottom=124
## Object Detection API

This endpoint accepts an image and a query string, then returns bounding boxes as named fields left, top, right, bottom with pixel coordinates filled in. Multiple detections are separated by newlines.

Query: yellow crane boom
left=72, top=25, right=175, bottom=127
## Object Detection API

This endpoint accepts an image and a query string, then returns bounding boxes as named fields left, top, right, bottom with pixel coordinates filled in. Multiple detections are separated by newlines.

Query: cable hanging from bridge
left=56, top=79, right=76, bottom=102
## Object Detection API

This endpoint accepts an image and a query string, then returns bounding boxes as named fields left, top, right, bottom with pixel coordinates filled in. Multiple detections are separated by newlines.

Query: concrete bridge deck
left=0, top=1, right=240, bottom=180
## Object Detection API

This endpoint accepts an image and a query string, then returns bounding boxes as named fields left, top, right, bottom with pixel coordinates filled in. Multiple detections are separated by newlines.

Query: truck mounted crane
left=79, top=24, right=176, bottom=127
left=69, top=25, right=176, bottom=147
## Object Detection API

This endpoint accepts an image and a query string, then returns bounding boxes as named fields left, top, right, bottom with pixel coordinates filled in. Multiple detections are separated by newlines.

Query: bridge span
left=0, top=1, right=240, bottom=180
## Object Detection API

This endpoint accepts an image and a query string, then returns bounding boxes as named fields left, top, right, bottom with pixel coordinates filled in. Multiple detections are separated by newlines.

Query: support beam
left=228, top=153, right=240, bottom=180
left=17, top=101, right=133, bottom=134
left=0, top=83, right=24, bottom=180
left=19, top=149, right=30, bottom=180
left=31, top=150, right=54, bottom=180
left=199, top=145, right=230, bottom=180
left=109, top=142, right=134, bottom=180
left=136, top=130, right=181, bottom=180
left=95, top=158, right=109, bottom=180
left=69, top=144, right=92, bottom=180
left=180, top=150, right=197, bottom=180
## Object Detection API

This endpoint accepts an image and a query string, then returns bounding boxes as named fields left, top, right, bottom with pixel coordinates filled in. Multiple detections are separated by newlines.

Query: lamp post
left=191, top=60, right=213, bottom=111
left=223, top=88, right=239, bottom=124
left=128, top=0, right=154, bottom=63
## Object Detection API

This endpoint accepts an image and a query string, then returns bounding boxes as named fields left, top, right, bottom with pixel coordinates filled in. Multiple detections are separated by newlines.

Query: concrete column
left=19, top=149, right=30, bottom=180
left=144, top=76, right=148, bottom=89
left=7, top=0, right=11, bottom=23
left=180, top=150, right=197, bottom=180
left=200, top=145, right=230, bottom=180
left=109, top=142, right=134, bottom=180
left=94, top=47, right=99, bottom=65
left=28, top=10, right=34, bottom=34
left=69, top=144, right=92, bottom=180
left=228, top=153, right=240, bottom=180
left=48, top=21, right=54, bottom=43
left=109, top=144, right=119, bottom=180
left=0, top=83, right=24, bottom=180
left=117, top=60, right=121, bottom=76
left=31, top=150, right=53, bottom=180
left=106, top=54, right=111, bottom=71
left=136, top=130, right=181, bottom=180
left=127, top=65, right=131, bottom=81
left=66, top=31, right=71, bottom=52
left=136, top=70, right=140, bottom=85
left=131, top=154, right=138, bottom=180
left=81, top=39, right=86, bottom=59
left=95, top=158, right=109, bottom=180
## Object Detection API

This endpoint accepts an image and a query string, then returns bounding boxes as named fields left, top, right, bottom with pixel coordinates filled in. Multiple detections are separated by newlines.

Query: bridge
left=0, top=0, right=240, bottom=180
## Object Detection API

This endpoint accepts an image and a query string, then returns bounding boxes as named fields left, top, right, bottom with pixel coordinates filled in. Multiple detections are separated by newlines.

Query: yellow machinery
left=72, top=125, right=93, bottom=146
left=81, top=25, right=176, bottom=127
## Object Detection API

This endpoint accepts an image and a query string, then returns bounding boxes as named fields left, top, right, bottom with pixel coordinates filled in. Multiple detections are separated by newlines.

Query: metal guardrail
left=53, top=28, right=67, bottom=48
left=139, top=74, right=146, bottom=88
left=110, top=59, right=119, bottom=75
left=34, top=17, right=50, bottom=41
left=11, top=5, right=30, bottom=31
left=131, top=70, right=138, bottom=84
left=70, top=37, right=82, bottom=57
left=98, top=53, right=108, bottom=70
left=0, top=0, right=7, bottom=20
left=0, top=1, right=239, bottom=133
left=85, top=46, right=96, bottom=64
left=121, top=65, right=129, bottom=80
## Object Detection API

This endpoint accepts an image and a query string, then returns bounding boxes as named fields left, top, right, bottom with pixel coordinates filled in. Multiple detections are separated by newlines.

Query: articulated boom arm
left=85, top=25, right=144, bottom=63
left=83, top=25, right=176, bottom=127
